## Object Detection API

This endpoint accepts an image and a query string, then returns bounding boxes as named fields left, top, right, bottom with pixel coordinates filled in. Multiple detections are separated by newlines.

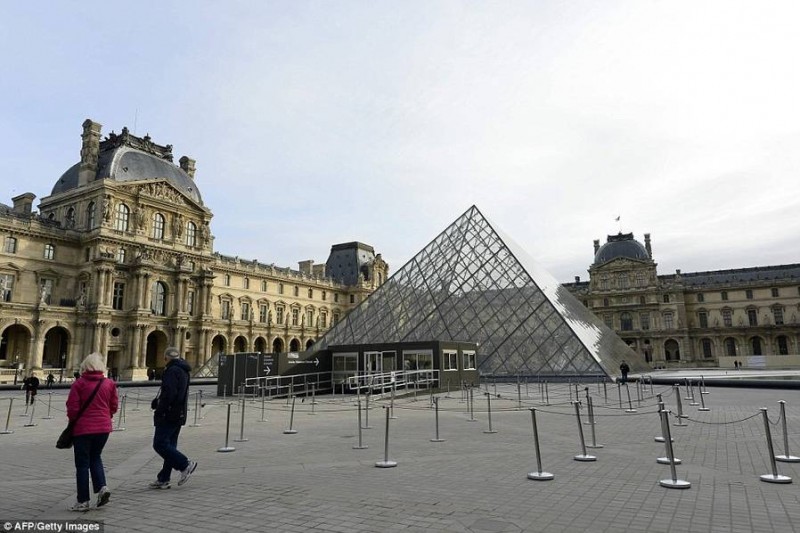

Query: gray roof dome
left=51, top=127, right=203, bottom=205
left=594, top=233, right=649, bottom=265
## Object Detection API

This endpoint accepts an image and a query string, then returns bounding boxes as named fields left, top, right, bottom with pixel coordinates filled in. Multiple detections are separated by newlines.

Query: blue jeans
left=153, top=424, right=188, bottom=482
left=73, top=433, right=109, bottom=503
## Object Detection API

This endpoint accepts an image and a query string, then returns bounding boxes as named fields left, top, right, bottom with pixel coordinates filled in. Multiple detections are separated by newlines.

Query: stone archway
left=289, top=338, right=301, bottom=352
left=664, top=339, right=680, bottom=361
left=234, top=336, right=247, bottom=353
left=145, top=330, right=169, bottom=377
left=1, top=324, right=31, bottom=381
left=272, top=337, right=284, bottom=354
left=212, top=334, right=227, bottom=356
left=42, top=326, right=70, bottom=370
left=305, top=339, right=315, bottom=350
left=254, top=337, right=267, bottom=353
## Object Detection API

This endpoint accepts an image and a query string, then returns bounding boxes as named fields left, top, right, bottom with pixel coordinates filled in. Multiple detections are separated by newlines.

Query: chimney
left=179, top=156, right=196, bottom=179
left=11, top=193, right=35, bottom=215
left=78, top=119, right=102, bottom=187
left=312, top=264, right=326, bottom=278
left=574, top=276, right=580, bottom=283
left=644, top=233, right=652, bottom=258
left=593, top=239, right=600, bottom=255
left=298, top=260, right=314, bottom=276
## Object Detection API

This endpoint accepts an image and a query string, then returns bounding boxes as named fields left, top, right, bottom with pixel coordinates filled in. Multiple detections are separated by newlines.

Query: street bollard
left=353, top=399, right=368, bottom=449
left=217, top=403, right=236, bottom=452
left=234, top=397, right=248, bottom=442
left=572, top=401, right=596, bottom=461
left=759, top=408, right=792, bottom=483
left=775, top=401, right=800, bottom=463
left=483, top=393, right=497, bottom=434
left=284, top=396, right=298, bottom=434
left=375, top=407, right=397, bottom=468
left=431, top=397, right=445, bottom=442
left=658, top=409, right=690, bottom=489
left=527, top=408, right=554, bottom=481
left=1, top=399, right=14, bottom=434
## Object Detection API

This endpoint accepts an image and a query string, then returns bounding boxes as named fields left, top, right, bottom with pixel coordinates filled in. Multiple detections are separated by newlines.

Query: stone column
left=29, top=320, right=46, bottom=371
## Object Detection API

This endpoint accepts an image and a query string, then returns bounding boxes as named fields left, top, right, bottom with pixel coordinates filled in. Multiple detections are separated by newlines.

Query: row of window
left=697, top=288, right=787, bottom=302
left=220, top=274, right=355, bottom=304
left=598, top=272, right=649, bottom=290
left=220, top=299, right=340, bottom=326
left=442, top=351, right=477, bottom=371
left=3, top=237, right=57, bottom=260
left=607, top=306, right=790, bottom=332
left=700, top=336, right=791, bottom=357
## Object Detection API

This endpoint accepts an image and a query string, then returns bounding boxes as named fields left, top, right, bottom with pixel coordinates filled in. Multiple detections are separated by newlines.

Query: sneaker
left=148, top=480, right=171, bottom=489
left=96, top=486, right=110, bottom=508
left=69, top=501, right=90, bottom=512
left=177, top=461, right=197, bottom=486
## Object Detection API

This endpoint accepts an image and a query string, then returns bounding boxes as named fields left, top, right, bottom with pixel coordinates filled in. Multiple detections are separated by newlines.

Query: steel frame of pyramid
left=314, top=206, right=649, bottom=378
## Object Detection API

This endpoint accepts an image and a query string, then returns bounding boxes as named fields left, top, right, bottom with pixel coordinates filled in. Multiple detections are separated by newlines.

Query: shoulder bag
left=56, top=379, right=105, bottom=449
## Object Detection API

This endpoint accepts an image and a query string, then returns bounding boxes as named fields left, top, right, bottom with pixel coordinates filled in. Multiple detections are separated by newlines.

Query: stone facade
left=0, top=120, right=388, bottom=381
left=565, top=233, right=800, bottom=369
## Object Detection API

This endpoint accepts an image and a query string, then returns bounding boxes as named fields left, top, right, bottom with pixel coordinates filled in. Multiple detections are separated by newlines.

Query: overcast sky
left=2, top=2, right=799, bottom=282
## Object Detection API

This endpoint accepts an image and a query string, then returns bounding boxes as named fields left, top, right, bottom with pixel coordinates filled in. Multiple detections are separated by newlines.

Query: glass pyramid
left=314, top=205, right=650, bottom=378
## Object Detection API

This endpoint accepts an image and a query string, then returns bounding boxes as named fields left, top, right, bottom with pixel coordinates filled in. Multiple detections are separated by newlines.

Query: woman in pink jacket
left=66, top=353, right=119, bottom=512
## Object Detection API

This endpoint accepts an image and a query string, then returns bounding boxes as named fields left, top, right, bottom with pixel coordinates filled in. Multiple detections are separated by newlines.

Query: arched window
left=117, top=248, right=126, bottom=263
left=722, top=308, right=732, bottom=327
left=43, top=243, right=55, bottom=260
left=114, top=203, right=130, bottom=231
left=617, top=273, right=629, bottom=289
left=750, top=337, right=762, bottom=355
left=663, top=312, right=674, bottom=330
left=66, top=207, right=75, bottom=227
left=151, top=281, right=167, bottom=316
left=620, top=312, right=633, bottom=331
left=87, top=202, right=96, bottom=229
left=777, top=336, right=789, bottom=355
left=664, top=339, right=680, bottom=361
left=152, top=213, right=165, bottom=240
left=701, top=338, right=713, bottom=359
left=724, top=337, right=736, bottom=357
left=186, top=222, right=197, bottom=247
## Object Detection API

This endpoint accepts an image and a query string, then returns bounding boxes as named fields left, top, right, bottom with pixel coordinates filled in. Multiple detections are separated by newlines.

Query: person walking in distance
left=66, top=353, right=118, bottom=511
left=619, top=360, right=630, bottom=385
left=150, top=347, right=197, bottom=489
left=24, top=373, right=40, bottom=405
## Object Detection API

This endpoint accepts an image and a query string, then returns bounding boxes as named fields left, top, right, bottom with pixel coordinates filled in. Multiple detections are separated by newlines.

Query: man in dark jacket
left=150, top=347, right=197, bottom=489
left=24, top=374, right=40, bottom=405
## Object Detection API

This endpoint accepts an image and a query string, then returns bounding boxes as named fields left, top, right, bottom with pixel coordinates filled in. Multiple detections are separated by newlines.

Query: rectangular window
left=276, top=306, right=284, bottom=324
left=771, top=288, right=779, bottom=298
left=721, top=291, right=728, bottom=301
left=773, top=307, right=784, bottom=325
left=44, top=244, right=55, bottom=260
left=291, top=308, right=299, bottom=326
left=320, top=312, right=327, bottom=328
left=334, top=293, right=339, bottom=303
left=746, top=289, right=753, bottom=300
left=722, top=308, right=732, bottom=327
left=241, top=302, right=251, bottom=321
left=333, top=312, right=340, bottom=323
left=293, top=286, right=299, bottom=297
left=698, top=312, right=708, bottom=329
left=112, top=282, right=124, bottom=310
left=0, top=273, right=14, bottom=302
left=702, top=339, right=713, bottom=358
left=306, top=309, right=313, bottom=326
left=747, top=309, right=758, bottom=326
left=187, top=290, right=195, bottom=315
left=697, top=293, right=704, bottom=303
left=604, top=314, right=613, bottom=328
left=221, top=300, right=231, bottom=320
left=443, top=350, right=457, bottom=371
left=463, top=351, right=476, bottom=370
left=243, top=278, right=249, bottom=289
left=117, top=248, right=126, bottom=263
left=261, top=280, right=267, bottom=292
left=664, top=313, right=674, bottom=329
left=259, top=305, right=268, bottom=323
left=350, top=294, right=355, bottom=304
left=308, top=288, right=313, bottom=299
left=663, top=294, right=670, bottom=303
left=4, top=237, right=17, bottom=254
left=640, top=312, right=650, bottom=331
left=322, top=291, right=327, bottom=301
left=224, top=274, right=231, bottom=287
left=279, top=283, right=284, bottom=295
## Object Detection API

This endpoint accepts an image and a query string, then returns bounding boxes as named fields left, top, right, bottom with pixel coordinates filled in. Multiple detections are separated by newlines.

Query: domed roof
left=593, top=233, right=649, bottom=265
left=51, top=128, right=203, bottom=205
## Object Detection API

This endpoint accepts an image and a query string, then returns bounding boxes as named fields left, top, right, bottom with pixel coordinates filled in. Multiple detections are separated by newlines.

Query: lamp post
left=12, top=356, right=19, bottom=386
left=60, top=353, right=66, bottom=383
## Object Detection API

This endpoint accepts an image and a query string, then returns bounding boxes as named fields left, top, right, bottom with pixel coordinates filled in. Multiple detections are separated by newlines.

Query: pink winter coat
left=66, top=371, right=119, bottom=436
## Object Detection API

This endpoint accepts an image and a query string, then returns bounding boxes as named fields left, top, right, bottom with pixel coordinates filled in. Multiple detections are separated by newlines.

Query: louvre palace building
left=0, top=119, right=388, bottom=381
left=564, top=233, right=800, bottom=369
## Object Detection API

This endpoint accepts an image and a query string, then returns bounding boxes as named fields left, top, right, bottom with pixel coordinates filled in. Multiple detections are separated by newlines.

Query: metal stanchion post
left=688, top=381, right=699, bottom=406
left=258, top=389, right=267, bottom=423
left=390, top=382, right=397, bottom=419
left=468, top=387, right=476, bottom=422
left=517, top=381, right=522, bottom=410
left=190, top=392, right=201, bottom=427
left=132, top=390, right=141, bottom=411
left=673, top=385, right=687, bottom=426
left=617, top=383, right=622, bottom=409
left=759, top=408, right=792, bottom=483
left=654, top=394, right=672, bottom=443
left=527, top=408, right=554, bottom=481
left=700, top=375, right=709, bottom=395
left=572, top=401, right=595, bottom=461
left=583, top=388, right=592, bottom=425
left=684, top=378, right=691, bottom=400
left=698, top=387, right=710, bottom=412
left=624, top=384, right=637, bottom=413
left=217, top=403, right=236, bottom=452
left=375, top=407, right=397, bottom=468
left=0, top=399, right=14, bottom=434
left=657, top=407, right=681, bottom=465
left=284, top=396, right=298, bottom=434
left=233, top=397, right=248, bottom=442
left=775, top=401, right=800, bottom=463
left=636, top=380, right=642, bottom=407
left=113, top=395, right=126, bottom=431
left=353, top=399, right=368, bottom=449
left=364, top=392, right=372, bottom=429
left=43, top=392, right=53, bottom=419
left=544, top=382, right=550, bottom=406
left=484, top=393, right=497, bottom=434
left=309, top=384, right=317, bottom=415
left=431, top=397, right=445, bottom=442
left=23, top=400, right=36, bottom=427
left=586, top=396, right=603, bottom=449
left=603, top=381, right=607, bottom=404
left=658, top=410, right=690, bottom=489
